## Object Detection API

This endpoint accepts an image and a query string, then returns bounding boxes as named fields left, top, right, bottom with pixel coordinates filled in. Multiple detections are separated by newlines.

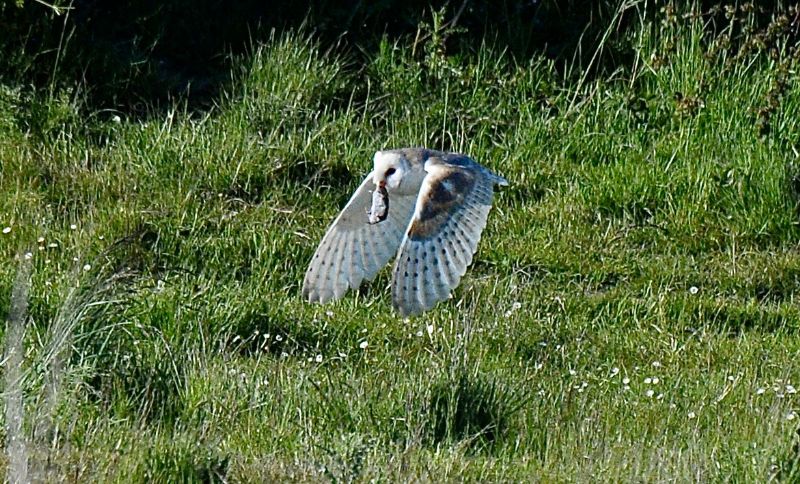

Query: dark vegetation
left=0, top=0, right=792, bottom=110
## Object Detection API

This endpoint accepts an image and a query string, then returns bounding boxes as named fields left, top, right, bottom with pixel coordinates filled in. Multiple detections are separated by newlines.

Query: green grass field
left=3, top=4, right=800, bottom=481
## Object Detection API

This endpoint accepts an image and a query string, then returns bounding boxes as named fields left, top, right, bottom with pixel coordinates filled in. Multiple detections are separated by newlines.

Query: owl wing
left=303, top=171, right=418, bottom=304
left=391, top=159, right=507, bottom=316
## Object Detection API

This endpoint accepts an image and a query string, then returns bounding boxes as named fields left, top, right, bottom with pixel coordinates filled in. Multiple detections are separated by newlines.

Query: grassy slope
left=2, top=6, right=800, bottom=482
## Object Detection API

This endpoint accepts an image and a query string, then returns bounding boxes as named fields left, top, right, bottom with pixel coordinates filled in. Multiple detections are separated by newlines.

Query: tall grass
left=2, top=3, right=800, bottom=481
left=4, top=255, right=31, bottom=484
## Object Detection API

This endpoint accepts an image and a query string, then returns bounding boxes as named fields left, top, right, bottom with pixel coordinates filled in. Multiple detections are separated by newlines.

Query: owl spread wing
left=391, top=160, right=507, bottom=316
left=303, top=171, right=418, bottom=303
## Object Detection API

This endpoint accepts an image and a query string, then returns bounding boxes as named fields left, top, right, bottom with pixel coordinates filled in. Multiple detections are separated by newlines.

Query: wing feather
left=327, top=236, right=347, bottom=299
left=362, top=226, right=382, bottom=275
left=391, top=161, right=503, bottom=316
left=364, top=232, right=383, bottom=278
left=431, top=242, right=453, bottom=297
left=340, top=232, right=357, bottom=289
left=303, top=172, right=417, bottom=304
left=413, top=245, right=429, bottom=308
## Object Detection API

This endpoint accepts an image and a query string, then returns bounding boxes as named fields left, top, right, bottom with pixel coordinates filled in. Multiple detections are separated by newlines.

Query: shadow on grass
left=143, top=439, right=230, bottom=482
left=786, top=161, right=800, bottom=220
left=667, top=296, right=800, bottom=336
left=503, top=183, right=549, bottom=206
left=775, top=425, right=800, bottom=481
left=750, top=265, right=800, bottom=303
left=424, top=368, right=525, bottom=452
left=226, top=304, right=340, bottom=358
left=271, top=158, right=354, bottom=193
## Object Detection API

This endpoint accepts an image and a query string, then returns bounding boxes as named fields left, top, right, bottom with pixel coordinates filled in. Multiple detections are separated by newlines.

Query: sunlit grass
left=3, top=6, right=800, bottom=481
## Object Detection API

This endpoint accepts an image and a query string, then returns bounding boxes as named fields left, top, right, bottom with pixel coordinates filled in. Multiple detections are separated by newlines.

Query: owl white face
left=372, top=151, right=407, bottom=191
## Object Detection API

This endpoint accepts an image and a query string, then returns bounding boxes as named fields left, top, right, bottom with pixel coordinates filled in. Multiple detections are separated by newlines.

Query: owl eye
left=385, top=168, right=396, bottom=176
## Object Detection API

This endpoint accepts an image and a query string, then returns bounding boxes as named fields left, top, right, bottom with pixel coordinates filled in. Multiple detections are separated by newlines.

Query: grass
left=3, top=3, right=800, bottom=481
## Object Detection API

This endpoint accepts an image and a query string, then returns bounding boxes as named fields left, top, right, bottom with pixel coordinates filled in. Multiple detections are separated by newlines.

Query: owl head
left=372, top=150, right=410, bottom=192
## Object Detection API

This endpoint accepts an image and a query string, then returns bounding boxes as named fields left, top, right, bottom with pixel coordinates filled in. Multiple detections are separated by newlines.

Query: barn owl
left=302, top=148, right=508, bottom=316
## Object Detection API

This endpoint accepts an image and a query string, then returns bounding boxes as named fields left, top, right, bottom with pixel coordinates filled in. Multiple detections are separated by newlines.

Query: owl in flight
left=302, top=148, right=508, bottom=316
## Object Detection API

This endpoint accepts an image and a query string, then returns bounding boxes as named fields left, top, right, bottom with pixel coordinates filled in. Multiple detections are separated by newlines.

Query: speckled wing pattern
left=391, top=157, right=507, bottom=316
left=303, top=172, right=418, bottom=303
